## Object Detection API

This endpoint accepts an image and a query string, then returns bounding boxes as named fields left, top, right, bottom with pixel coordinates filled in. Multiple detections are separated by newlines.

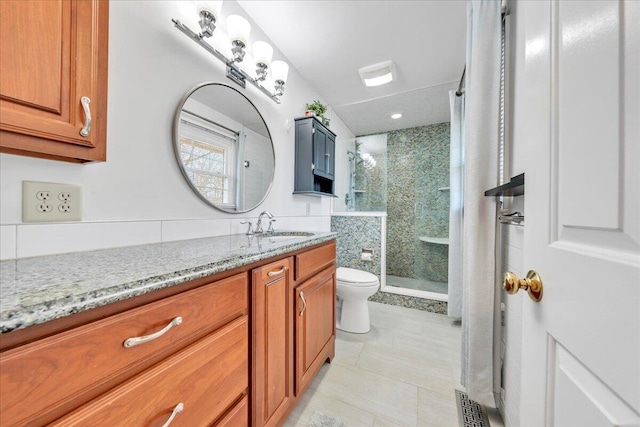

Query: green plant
left=305, top=100, right=327, bottom=117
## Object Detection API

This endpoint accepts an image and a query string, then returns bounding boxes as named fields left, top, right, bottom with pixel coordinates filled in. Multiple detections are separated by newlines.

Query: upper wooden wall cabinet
left=293, top=116, right=337, bottom=197
left=0, top=0, right=109, bottom=163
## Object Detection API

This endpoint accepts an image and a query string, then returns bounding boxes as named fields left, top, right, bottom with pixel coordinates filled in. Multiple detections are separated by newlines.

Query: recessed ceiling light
left=391, top=113, right=403, bottom=119
left=358, top=61, right=396, bottom=87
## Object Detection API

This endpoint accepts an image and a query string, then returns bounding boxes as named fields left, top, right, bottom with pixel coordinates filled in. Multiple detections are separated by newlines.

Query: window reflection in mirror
left=173, top=83, right=275, bottom=213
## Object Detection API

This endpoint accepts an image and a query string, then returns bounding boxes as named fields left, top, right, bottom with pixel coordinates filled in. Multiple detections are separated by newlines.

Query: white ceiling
left=238, top=0, right=467, bottom=136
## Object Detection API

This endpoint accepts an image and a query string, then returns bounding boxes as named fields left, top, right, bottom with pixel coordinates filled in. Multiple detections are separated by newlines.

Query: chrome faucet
left=239, top=220, right=254, bottom=235
left=267, top=218, right=276, bottom=234
left=255, top=211, right=274, bottom=234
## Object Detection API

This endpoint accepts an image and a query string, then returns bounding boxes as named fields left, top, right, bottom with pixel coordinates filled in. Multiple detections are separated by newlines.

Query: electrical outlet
left=23, top=181, right=82, bottom=222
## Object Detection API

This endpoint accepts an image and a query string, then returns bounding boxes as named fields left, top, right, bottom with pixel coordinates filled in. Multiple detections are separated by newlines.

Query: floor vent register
left=456, top=389, right=491, bottom=427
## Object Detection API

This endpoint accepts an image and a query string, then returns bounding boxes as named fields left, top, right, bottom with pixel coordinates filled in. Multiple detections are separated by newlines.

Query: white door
left=520, top=1, right=640, bottom=426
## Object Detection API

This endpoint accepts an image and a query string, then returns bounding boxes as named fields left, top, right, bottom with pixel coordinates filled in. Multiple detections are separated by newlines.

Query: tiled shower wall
left=330, top=215, right=382, bottom=278
left=387, top=122, right=450, bottom=283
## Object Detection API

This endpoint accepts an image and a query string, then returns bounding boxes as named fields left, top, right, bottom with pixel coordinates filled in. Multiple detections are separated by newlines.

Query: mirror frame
left=172, top=82, right=275, bottom=214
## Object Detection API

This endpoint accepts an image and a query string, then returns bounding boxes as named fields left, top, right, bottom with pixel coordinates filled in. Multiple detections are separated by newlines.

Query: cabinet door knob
left=79, top=96, right=92, bottom=137
left=161, top=403, right=184, bottom=427
left=299, top=291, right=307, bottom=316
left=123, top=316, right=182, bottom=348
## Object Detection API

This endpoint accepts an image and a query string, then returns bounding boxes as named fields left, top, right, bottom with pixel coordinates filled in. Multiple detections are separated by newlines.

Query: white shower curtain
left=447, top=91, right=464, bottom=319
left=459, top=0, right=502, bottom=408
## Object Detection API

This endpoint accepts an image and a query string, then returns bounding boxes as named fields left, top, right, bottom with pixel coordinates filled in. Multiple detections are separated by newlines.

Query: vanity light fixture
left=227, top=15, right=251, bottom=63
left=253, top=41, right=273, bottom=81
left=171, top=8, right=290, bottom=103
left=391, top=113, right=403, bottom=119
left=359, top=61, right=396, bottom=87
left=271, top=60, right=289, bottom=96
left=195, top=1, right=222, bottom=38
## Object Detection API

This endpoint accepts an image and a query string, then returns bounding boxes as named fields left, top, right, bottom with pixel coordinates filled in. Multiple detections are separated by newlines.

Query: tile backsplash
left=1, top=215, right=331, bottom=260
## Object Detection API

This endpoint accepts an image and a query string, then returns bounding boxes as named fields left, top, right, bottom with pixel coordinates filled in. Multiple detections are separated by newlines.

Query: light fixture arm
left=255, top=63, right=268, bottom=81
left=274, top=80, right=285, bottom=97
left=171, top=19, right=281, bottom=104
left=230, top=40, right=246, bottom=63
left=198, top=10, right=217, bottom=38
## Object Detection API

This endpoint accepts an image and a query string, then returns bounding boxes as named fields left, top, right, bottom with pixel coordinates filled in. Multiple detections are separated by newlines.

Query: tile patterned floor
left=368, top=291, right=448, bottom=315
left=284, top=301, right=464, bottom=427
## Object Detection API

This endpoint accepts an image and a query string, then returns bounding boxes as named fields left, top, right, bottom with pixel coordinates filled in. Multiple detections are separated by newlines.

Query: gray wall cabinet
left=293, top=117, right=336, bottom=197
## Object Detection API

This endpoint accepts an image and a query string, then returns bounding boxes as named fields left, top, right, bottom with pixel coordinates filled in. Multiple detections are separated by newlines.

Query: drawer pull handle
left=161, top=402, right=184, bottom=427
left=267, top=266, right=287, bottom=277
left=79, top=96, right=92, bottom=137
left=299, top=292, right=307, bottom=316
left=123, top=316, right=182, bottom=348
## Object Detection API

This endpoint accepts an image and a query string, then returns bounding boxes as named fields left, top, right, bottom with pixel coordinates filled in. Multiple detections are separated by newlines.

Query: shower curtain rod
left=455, top=67, right=466, bottom=97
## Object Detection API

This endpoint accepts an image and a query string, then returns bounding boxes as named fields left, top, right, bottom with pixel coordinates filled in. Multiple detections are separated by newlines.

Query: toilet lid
left=337, top=267, right=379, bottom=286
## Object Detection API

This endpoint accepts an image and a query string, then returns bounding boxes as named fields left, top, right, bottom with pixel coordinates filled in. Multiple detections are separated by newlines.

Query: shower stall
left=333, top=123, right=451, bottom=302
left=385, top=123, right=450, bottom=300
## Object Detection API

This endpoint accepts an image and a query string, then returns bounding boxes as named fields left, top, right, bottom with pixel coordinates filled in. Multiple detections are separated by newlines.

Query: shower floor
left=386, top=275, right=448, bottom=294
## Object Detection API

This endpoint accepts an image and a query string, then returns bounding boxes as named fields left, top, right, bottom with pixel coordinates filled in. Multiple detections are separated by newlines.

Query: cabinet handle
left=325, top=153, right=330, bottom=157
left=161, top=402, right=184, bottom=427
left=299, top=292, right=307, bottom=316
left=79, top=96, right=92, bottom=137
left=267, top=266, right=287, bottom=277
left=123, top=316, right=182, bottom=348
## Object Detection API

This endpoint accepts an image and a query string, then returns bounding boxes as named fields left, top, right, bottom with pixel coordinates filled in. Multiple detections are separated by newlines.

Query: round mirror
left=173, top=82, right=275, bottom=213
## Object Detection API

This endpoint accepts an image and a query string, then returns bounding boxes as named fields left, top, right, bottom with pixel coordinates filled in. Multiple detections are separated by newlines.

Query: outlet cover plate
left=23, top=181, right=82, bottom=222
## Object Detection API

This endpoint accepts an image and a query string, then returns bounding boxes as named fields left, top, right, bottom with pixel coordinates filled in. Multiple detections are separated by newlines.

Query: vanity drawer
left=52, top=316, right=249, bottom=427
left=295, top=241, right=336, bottom=281
left=0, top=273, right=247, bottom=427
left=257, top=257, right=292, bottom=284
left=215, top=395, right=249, bottom=427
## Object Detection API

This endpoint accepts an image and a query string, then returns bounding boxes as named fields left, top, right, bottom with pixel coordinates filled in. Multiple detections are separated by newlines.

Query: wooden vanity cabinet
left=251, top=257, right=295, bottom=427
left=250, top=241, right=336, bottom=427
left=0, top=0, right=109, bottom=162
left=293, top=242, right=336, bottom=396
left=0, top=240, right=336, bottom=427
left=294, top=266, right=336, bottom=395
left=0, top=273, right=249, bottom=427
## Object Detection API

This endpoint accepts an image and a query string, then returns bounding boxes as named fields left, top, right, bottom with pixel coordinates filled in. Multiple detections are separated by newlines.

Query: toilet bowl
left=336, top=267, right=379, bottom=333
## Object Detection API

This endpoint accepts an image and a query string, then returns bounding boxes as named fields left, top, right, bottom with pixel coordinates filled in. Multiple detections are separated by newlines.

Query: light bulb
left=271, top=60, right=289, bottom=83
left=227, top=15, right=251, bottom=45
left=253, top=41, right=273, bottom=66
left=195, top=1, right=223, bottom=22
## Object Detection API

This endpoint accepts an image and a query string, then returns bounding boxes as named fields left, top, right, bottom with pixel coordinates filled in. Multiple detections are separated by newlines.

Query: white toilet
left=336, top=267, right=379, bottom=333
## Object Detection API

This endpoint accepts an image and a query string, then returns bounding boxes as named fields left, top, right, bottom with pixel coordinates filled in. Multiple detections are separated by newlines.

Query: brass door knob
left=503, top=270, right=543, bottom=302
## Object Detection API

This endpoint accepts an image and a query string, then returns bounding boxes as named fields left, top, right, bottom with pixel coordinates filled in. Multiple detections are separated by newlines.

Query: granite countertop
left=0, top=231, right=336, bottom=334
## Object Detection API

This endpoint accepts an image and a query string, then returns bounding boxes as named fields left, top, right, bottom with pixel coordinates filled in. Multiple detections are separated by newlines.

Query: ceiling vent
left=358, top=61, right=396, bottom=87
